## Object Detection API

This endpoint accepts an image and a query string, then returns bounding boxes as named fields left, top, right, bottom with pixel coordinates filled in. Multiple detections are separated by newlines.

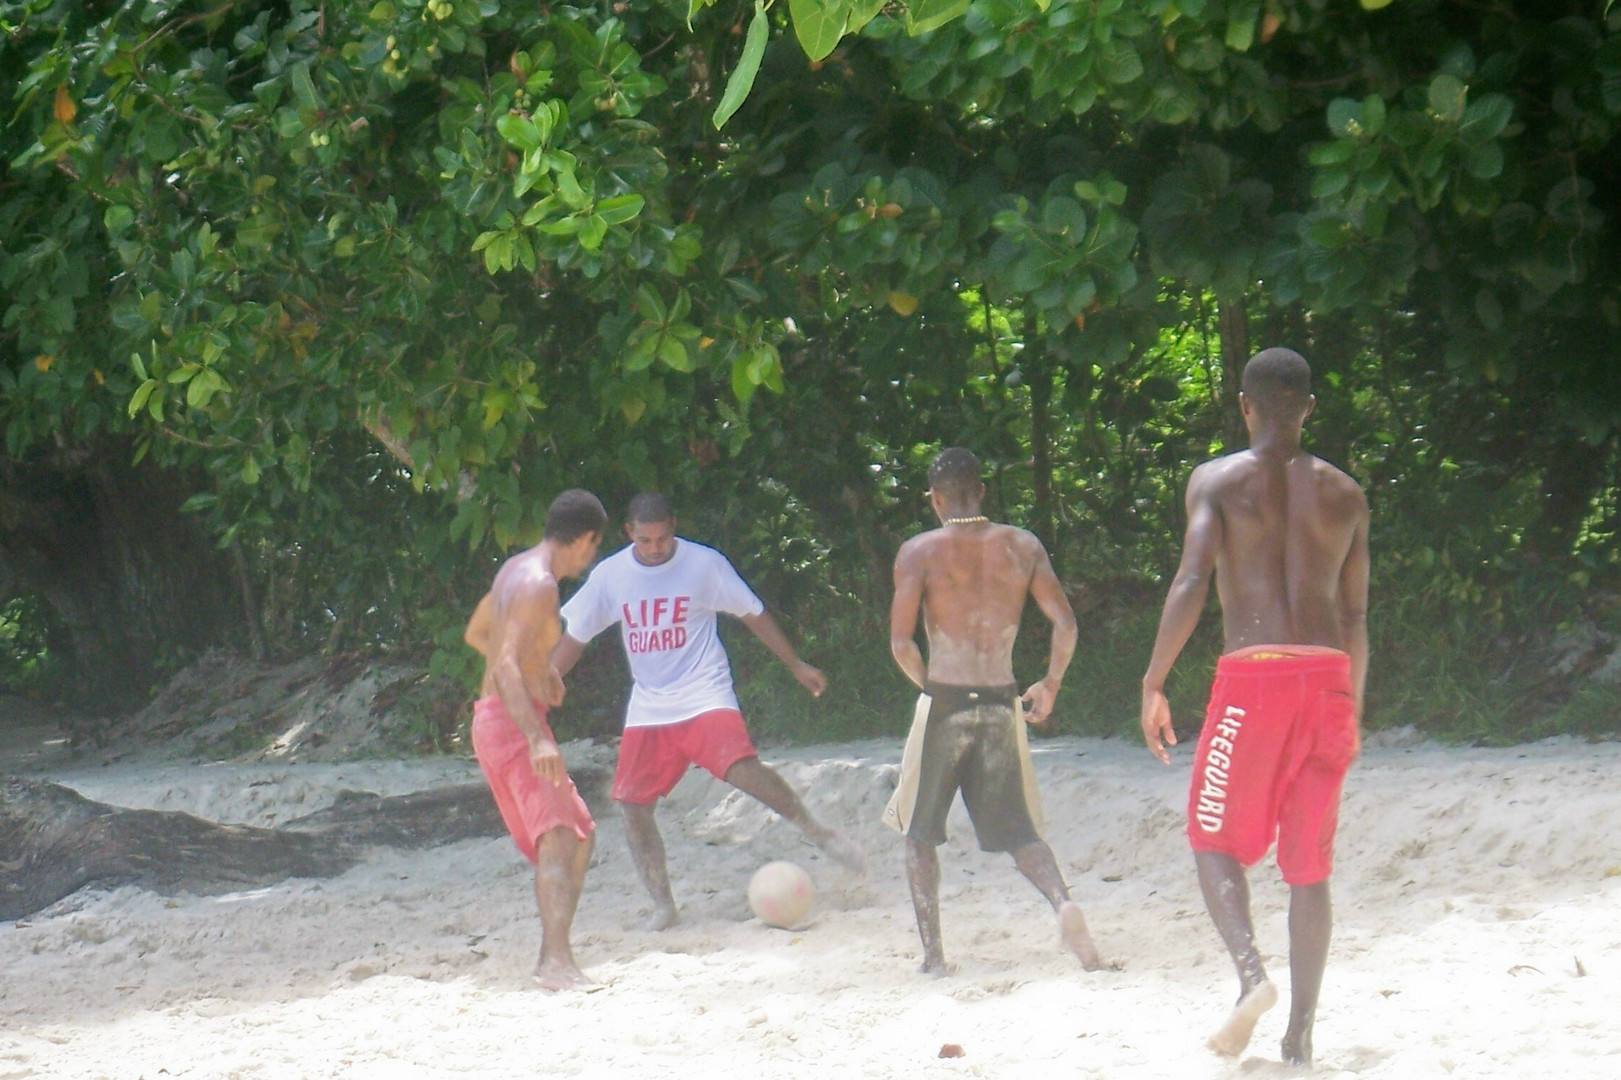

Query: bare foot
left=533, top=956, right=597, bottom=992
left=1281, top=1025, right=1312, bottom=1066
left=1207, top=980, right=1279, bottom=1057
left=642, top=902, right=679, bottom=931
left=814, top=827, right=867, bottom=877
left=1058, top=901, right=1103, bottom=971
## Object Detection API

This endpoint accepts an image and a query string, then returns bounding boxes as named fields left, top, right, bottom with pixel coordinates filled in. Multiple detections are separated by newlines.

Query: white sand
left=4, top=734, right=1620, bottom=1079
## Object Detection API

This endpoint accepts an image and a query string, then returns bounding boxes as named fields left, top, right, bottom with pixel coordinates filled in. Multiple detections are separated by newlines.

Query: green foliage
left=0, top=595, right=56, bottom=694
left=3, top=0, right=1619, bottom=745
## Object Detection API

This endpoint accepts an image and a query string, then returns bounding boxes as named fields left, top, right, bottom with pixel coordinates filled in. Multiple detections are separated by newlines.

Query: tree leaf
left=128, top=378, right=157, bottom=417
left=712, top=1, right=770, bottom=130
left=1327, top=98, right=1362, bottom=138
left=496, top=114, right=542, bottom=152
left=1098, top=40, right=1144, bottom=84
left=1308, top=140, right=1356, bottom=166
left=732, top=353, right=758, bottom=405
left=596, top=193, right=646, bottom=225
left=906, top=0, right=970, bottom=35
left=657, top=334, right=694, bottom=371
left=1361, top=94, right=1387, bottom=137
left=846, top=0, right=887, bottom=35
left=791, top=0, right=849, bottom=62
left=1427, top=73, right=1467, bottom=124
left=1310, top=168, right=1351, bottom=199
left=1465, top=141, right=1503, bottom=180
left=1225, top=0, right=1259, bottom=53
left=290, top=62, right=322, bottom=112
left=1459, top=94, right=1512, bottom=142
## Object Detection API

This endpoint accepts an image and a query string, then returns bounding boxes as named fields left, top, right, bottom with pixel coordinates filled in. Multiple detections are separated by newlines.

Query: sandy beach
left=3, top=732, right=1619, bottom=1079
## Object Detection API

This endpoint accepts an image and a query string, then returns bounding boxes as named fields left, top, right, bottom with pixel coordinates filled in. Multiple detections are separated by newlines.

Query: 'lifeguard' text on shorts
left=1195, top=705, right=1246, bottom=833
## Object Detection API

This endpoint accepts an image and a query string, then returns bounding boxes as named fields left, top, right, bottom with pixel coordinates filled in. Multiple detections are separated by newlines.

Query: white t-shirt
left=561, top=539, right=765, bottom=728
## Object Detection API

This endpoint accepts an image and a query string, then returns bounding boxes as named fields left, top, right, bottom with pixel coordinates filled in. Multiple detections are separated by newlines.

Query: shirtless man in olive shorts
left=887, top=447, right=1102, bottom=975
left=1140, top=347, right=1370, bottom=1065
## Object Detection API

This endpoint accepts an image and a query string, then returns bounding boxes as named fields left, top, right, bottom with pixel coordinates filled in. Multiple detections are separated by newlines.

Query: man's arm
left=888, top=541, right=928, bottom=691
left=464, top=593, right=495, bottom=656
left=1140, top=465, right=1224, bottom=763
left=487, top=574, right=568, bottom=785
left=738, top=610, right=826, bottom=696
left=1338, top=491, right=1371, bottom=747
left=1021, top=540, right=1077, bottom=725
left=550, top=633, right=587, bottom=679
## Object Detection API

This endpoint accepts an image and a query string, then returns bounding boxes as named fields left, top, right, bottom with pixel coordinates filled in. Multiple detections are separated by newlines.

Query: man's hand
left=792, top=661, right=827, bottom=697
left=1020, top=677, right=1061, bottom=726
left=542, top=663, right=567, bottom=707
left=1141, top=686, right=1177, bottom=764
left=528, top=737, right=567, bottom=786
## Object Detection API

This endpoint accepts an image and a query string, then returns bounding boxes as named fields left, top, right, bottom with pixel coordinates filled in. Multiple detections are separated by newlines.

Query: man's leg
left=1282, top=880, right=1331, bottom=1065
left=532, top=825, right=594, bottom=990
left=1196, top=849, right=1279, bottom=1056
left=619, top=798, right=679, bottom=930
left=722, top=756, right=866, bottom=874
left=905, top=835, right=947, bottom=975
left=1011, top=841, right=1102, bottom=970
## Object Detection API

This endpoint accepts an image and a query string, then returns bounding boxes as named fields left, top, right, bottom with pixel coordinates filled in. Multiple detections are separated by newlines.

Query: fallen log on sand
left=0, top=767, right=607, bottom=921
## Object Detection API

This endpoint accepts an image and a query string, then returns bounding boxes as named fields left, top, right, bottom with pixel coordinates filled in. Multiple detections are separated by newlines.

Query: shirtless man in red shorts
left=1140, top=347, right=1370, bottom=1065
left=887, top=447, right=1102, bottom=975
left=464, top=489, right=607, bottom=990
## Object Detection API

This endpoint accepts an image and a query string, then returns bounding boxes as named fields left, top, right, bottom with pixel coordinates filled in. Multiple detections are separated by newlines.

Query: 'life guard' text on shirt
left=623, top=596, right=691, bottom=654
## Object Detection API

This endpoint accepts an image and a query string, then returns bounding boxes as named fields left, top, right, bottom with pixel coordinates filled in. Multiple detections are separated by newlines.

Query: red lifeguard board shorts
left=472, top=695, right=594, bottom=863
left=611, top=708, right=758, bottom=805
left=1186, top=647, right=1356, bottom=886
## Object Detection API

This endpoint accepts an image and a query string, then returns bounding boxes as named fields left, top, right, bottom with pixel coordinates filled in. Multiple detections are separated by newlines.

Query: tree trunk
left=0, top=772, right=619, bottom=921
left=1299, top=308, right=1356, bottom=469
left=1216, top=292, right=1249, bottom=450
left=0, top=441, right=241, bottom=712
left=1024, top=311, right=1057, bottom=563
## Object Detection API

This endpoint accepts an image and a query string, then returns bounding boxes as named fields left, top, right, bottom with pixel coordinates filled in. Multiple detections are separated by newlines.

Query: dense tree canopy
left=2, top=0, right=1618, bottom=736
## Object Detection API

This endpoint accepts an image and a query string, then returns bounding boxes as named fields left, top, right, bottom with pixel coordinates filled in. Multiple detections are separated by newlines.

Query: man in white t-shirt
left=552, top=493, right=866, bottom=929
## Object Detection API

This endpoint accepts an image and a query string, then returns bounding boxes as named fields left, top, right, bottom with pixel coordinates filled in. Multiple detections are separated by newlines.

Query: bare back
left=1192, top=450, right=1368, bottom=652
left=893, top=523, right=1049, bottom=686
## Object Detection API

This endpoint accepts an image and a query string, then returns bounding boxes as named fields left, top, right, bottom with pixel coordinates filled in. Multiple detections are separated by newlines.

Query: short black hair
left=1241, top=347, right=1312, bottom=410
left=928, top=447, right=982, bottom=502
left=627, top=492, right=674, bottom=525
left=544, top=489, right=607, bottom=544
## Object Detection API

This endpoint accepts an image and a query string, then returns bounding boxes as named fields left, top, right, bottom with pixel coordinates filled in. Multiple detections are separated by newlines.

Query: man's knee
left=905, top=835, right=941, bottom=863
left=534, top=823, right=590, bottom=855
left=617, top=797, right=658, bottom=818
left=721, top=754, right=764, bottom=784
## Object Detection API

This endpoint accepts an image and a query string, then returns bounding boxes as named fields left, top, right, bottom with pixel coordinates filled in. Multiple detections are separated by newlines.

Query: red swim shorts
left=472, top=695, right=594, bottom=863
left=1185, top=647, right=1357, bottom=886
left=612, top=709, right=758, bottom=805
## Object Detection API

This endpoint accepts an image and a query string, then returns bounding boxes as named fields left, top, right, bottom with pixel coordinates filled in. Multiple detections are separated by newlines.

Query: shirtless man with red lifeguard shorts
left=464, top=489, right=607, bottom=991
left=1140, top=347, right=1370, bottom=1065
